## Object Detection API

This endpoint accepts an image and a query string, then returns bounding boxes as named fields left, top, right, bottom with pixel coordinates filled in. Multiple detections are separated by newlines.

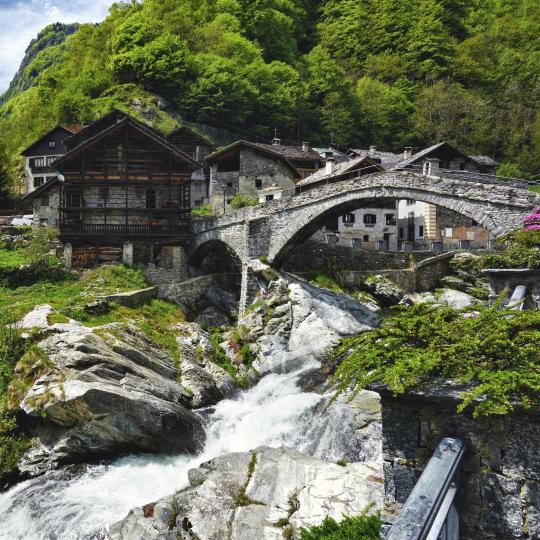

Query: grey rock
left=175, top=322, right=238, bottom=403
left=363, top=275, right=404, bottom=307
left=17, top=324, right=205, bottom=467
left=437, top=288, right=478, bottom=309
left=194, top=306, right=231, bottom=328
left=242, top=275, right=379, bottom=376
left=108, top=446, right=384, bottom=540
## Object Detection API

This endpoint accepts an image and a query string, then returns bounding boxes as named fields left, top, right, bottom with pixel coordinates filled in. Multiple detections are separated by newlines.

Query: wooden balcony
left=60, top=223, right=191, bottom=238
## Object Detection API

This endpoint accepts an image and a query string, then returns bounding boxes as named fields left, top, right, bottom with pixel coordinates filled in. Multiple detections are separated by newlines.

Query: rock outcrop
left=175, top=322, right=238, bottom=407
left=401, top=288, right=478, bottom=309
left=238, top=275, right=380, bottom=375
left=108, top=446, right=384, bottom=540
left=14, top=315, right=206, bottom=473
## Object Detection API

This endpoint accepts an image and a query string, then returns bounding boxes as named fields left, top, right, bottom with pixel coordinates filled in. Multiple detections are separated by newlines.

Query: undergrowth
left=333, top=302, right=540, bottom=417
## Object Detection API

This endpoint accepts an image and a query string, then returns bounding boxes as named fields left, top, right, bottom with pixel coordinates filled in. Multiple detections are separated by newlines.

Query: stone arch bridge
left=190, top=171, right=540, bottom=314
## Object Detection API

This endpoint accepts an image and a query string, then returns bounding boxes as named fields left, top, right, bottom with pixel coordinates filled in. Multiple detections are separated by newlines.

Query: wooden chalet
left=26, top=110, right=200, bottom=264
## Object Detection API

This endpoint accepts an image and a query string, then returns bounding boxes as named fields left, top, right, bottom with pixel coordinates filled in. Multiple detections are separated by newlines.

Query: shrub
left=299, top=512, right=382, bottom=540
left=192, top=204, right=214, bottom=217
left=229, top=193, right=258, bottom=209
left=333, top=303, right=540, bottom=417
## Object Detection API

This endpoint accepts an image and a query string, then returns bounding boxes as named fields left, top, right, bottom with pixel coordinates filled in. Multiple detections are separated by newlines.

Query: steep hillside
left=0, top=0, right=538, bottom=183
left=0, top=23, right=79, bottom=104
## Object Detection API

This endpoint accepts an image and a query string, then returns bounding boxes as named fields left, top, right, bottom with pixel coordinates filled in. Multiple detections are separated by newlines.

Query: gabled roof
left=312, top=147, right=349, bottom=163
left=167, top=126, right=214, bottom=147
left=393, top=141, right=477, bottom=170
left=206, top=140, right=301, bottom=178
left=21, top=125, right=79, bottom=157
left=253, top=143, right=323, bottom=163
left=54, top=112, right=200, bottom=170
left=296, top=156, right=383, bottom=188
left=347, top=148, right=402, bottom=169
left=23, top=177, right=59, bottom=199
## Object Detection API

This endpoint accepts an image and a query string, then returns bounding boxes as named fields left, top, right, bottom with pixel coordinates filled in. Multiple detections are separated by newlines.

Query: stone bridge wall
left=379, top=385, right=540, bottom=539
left=190, top=171, right=539, bottom=313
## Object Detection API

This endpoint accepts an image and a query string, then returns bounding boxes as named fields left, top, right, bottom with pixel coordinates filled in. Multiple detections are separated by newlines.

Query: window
left=418, top=225, right=424, bottom=237
left=33, top=157, right=45, bottom=167
left=99, top=187, right=109, bottom=200
left=363, top=214, right=376, bottom=226
left=41, top=195, right=49, bottom=207
left=226, top=181, right=233, bottom=188
left=399, top=227, right=404, bottom=238
left=385, top=213, right=396, bottom=226
left=146, top=190, right=157, bottom=209
left=48, top=141, right=56, bottom=149
left=265, top=194, right=274, bottom=202
left=445, top=228, right=453, bottom=238
left=46, top=157, right=55, bottom=166
left=343, top=213, right=355, bottom=224
left=33, top=177, right=44, bottom=188
left=363, top=234, right=369, bottom=242
left=406, top=199, right=416, bottom=205
left=66, top=190, right=81, bottom=208
left=255, top=179, right=263, bottom=188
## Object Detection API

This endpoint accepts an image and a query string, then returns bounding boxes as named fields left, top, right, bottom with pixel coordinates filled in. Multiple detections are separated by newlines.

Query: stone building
left=206, top=139, right=323, bottom=210
left=341, top=142, right=499, bottom=250
left=166, top=126, right=214, bottom=208
left=24, top=110, right=199, bottom=267
left=21, top=124, right=84, bottom=194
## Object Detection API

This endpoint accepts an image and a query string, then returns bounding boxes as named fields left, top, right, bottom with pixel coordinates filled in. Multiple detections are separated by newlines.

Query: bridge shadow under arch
left=271, top=196, right=493, bottom=268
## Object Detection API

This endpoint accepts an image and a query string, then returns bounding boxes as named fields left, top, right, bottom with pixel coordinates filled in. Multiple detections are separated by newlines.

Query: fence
left=387, top=437, right=465, bottom=540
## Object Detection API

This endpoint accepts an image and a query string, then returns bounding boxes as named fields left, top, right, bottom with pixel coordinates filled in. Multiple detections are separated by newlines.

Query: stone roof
left=296, top=156, right=383, bottom=188
left=347, top=148, right=402, bottom=169
left=470, top=155, right=499, bottom=167
left=312, top=147, right=349, bottom=163
left=55, top=113, right=199, bottom=169
left=253, top=143, right=323, bottom=163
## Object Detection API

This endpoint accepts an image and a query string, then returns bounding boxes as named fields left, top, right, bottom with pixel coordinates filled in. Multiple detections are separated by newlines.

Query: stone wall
left=33, top=187, right=60, bottom=228
left=379, top=386, right=540, bottom=539
left=282, top=241, right=418, bottom=272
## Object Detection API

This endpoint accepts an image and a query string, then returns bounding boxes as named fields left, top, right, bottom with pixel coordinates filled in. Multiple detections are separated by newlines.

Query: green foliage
left=192, top=204, right=214, bottom=217
left=1, top=0, right=539, bottom=174
left=299, top=512, right=382, bottom=540
left=333, top=303, right=540, bottom=417
left=0, top=308, right=30, bottom=476
left=229, top=193, right=259, bottom=209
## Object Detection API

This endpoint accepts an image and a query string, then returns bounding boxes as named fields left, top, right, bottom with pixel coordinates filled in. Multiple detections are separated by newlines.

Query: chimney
left=302, top=141, right=310, bottom=153
left=369, top=145, right=376, bottom=157
left=272, top=137, right=281, bottom=146
left=325, top=156, right=336, bottom=175
left=403, top=147, right=413, bottom=160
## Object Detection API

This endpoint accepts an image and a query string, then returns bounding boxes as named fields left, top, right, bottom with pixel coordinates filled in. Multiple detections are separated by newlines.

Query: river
left=0, top=362, right=350, bottom=540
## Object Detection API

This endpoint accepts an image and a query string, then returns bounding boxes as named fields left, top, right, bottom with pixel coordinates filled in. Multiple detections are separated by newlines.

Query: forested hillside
left=0, top=0, right=539, bottom=185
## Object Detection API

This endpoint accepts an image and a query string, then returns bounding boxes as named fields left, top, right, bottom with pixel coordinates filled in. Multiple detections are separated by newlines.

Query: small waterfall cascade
left=0, top=362, right=370, bottom=540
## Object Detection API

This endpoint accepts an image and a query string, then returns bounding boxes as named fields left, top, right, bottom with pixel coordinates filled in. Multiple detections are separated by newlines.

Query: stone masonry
left=190, top=171, right=540, bottom=314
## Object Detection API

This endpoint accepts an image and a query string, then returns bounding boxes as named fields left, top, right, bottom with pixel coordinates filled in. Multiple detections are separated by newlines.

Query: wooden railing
left=387, top=438, right=465, bottom=540
left=60, top=223, right=190, bottom=236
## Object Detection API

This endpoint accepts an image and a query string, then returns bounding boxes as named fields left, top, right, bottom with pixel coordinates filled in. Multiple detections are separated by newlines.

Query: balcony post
left=122, top=241, right=133, bottom=266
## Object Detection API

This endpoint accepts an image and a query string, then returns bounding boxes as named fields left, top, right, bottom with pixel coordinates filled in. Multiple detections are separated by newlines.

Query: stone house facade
left=206, top=139, right=322, bottom=210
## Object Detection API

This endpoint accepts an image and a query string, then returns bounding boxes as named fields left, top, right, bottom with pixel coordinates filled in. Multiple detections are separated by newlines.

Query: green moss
left=336, top=460, right=347, bottom=467
left=235, top=452, right=263, bottom=507
left=46, top=313, right=69, bottom=325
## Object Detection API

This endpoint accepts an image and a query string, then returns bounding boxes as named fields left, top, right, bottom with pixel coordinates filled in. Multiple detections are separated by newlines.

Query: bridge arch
left=267, top=179, right=533, bottom=266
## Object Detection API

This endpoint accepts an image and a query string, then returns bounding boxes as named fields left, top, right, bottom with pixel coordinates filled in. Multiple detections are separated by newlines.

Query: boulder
left=19, top=304, right=83, bottom=332
left=16, top=324, right=205, bottom=470
left=108, top=446, right=384, bottom=540
left=363, top=275, right=404, bottom=307
left=437, top=289, right=478, bottom=309
left=241, top=276, right=379, bottom=375
left=175, top=322, right=238, bottom=406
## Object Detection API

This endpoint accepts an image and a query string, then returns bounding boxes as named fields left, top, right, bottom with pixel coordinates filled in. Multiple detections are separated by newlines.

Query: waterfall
left=0, top=363, right=341, bottom=540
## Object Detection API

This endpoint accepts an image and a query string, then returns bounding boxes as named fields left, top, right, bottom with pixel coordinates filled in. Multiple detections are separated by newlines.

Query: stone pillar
left=64, top=243, right=73, bottom=270
left=172, top=245, right=188, bottom=280
left=123, top=241, right=133, bottom=266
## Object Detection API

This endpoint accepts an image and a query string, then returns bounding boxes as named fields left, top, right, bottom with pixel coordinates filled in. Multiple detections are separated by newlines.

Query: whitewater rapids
left=0, top=364, right=336, bottom=540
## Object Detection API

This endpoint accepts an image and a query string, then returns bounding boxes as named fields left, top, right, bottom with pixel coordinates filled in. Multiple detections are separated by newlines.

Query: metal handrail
left=387, top=437, right=465, bottom=540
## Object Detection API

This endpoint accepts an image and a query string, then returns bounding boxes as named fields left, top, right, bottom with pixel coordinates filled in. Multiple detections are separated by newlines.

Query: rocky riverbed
left=0, top=267, right=489, bottom=540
